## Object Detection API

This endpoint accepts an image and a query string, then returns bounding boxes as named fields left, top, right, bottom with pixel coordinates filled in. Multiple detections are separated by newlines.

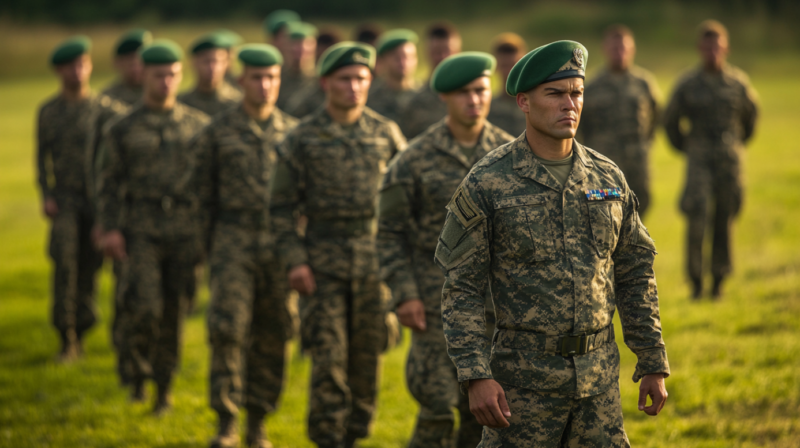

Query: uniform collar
left=512, top=133, right=593, bottom=191
left=232, top=104, right=284, bottom=140
left=315, top=106, right=369, bottom=139
left=431, top=119, right=499, bottom=168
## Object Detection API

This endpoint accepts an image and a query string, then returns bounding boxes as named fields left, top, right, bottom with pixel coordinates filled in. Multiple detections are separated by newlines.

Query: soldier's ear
left=516, top=92, right=530, bottom=113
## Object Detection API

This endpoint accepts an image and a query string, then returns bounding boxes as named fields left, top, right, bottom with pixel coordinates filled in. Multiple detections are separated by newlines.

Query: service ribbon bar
left=585, top=188, right=622, bottom=201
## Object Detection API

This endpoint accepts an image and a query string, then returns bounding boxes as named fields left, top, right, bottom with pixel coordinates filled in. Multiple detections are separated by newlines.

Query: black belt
left=496, top=324, right=614, bottom=357
left=306, top=217, right=375, bottom=238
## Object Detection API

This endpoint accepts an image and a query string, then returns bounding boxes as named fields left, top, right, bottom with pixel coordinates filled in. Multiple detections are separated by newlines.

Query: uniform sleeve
left=184, top=128, right=217, bottom=249
left=86, top=100, right=128, bottom=213
left=643, top=73, right=663, bottom=141
left=740, top=77, right=759, bottom=143
left=36, top=106, right=52, bottom=199
left=436, top=180, right=494, bottom=382
left=95, top=126, right=126, bottom=232
left=270, top=132, right=308, bottom=271
left=612, top=187, right=670, bottom=382
left=387, top=120, right=408, bottom=158
left=663, top=83, right=685, bottom=152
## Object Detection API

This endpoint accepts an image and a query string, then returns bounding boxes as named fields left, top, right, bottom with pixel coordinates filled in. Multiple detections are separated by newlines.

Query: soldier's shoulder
left=582, top=143, right=625, bottom=175
left=178, top=102, right=211, bottom=124
left=473, top=139, right=516, bottom=173
left=107, top=104, right=144, bottom=131
left=672, top=67, right=704, bottom=90
left=277, top=108, right=300, bottom=128
left=363, top=106, right=395, bottom=126
left=484, top=121, right=516, bottom=145
left=585, top=68, right=611, bottom=88
left=38, top=94, right=61, bottom=114
left=723, top=64, right=753, bottom=87
left=401, top=122, right=444, bottom=158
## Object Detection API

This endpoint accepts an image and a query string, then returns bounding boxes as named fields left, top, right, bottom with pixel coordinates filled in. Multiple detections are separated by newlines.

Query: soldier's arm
left=387, top=121, right=408, bottom=157
left=35, top=107, right=53, bottom=200
left=663, top=85, right=685, bottom=152
left=95, top=127, right=126, bottom=232
left=612, top=186, right=670, bottom=383
left=741, top=78, right=759, bottom=144
left=270, top=134, right=308, bottom=271
left=643, top=72, right=663, bottom=141
left=436, top=181, right=493, bottom=382
left=185, top=128, right=217, bottom=250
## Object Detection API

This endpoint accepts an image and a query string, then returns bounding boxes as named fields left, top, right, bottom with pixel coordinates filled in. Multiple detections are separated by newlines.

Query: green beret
left=263, top=9, right=301, bottom=36
left=50, top=35, right=91, bottom=65
left=506, top=40, right=588, bottom=95
left=140, top=39, right=184, bottom=65
left=318, top=41, right=376, bottom=77
left=376, top=29, right=418, bottom=56
left=287, top=22, right=318, bottom=40
left=190, top=32, right=230, bottom=54
left=214, top=29, right=243, bottom=48
left=238, top=44, right=283, bottom=67
left=431, top=52, right=496, bottom=93
left=115, top=29, right=152, bottom=55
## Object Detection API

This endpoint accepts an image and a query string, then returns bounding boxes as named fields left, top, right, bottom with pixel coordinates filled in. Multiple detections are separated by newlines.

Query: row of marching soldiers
left=37, top=8, right=758, bottom=448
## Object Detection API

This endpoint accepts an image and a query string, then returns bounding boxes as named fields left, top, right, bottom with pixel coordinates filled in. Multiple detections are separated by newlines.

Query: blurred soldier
left=366, top=29, right=419, bottom=124
left=190, top=44, right=298, bottom=448
left=37, top=36, right=127, bottom=362
left=271, top=42, right=407, bottom=448
left=664, top=20, right=758, bottom=299
left=487, top=33, right=527, bottom=136
left=580, top=24, right=661, bottom=219
left=215, top=28, right=245, bottom=93
left=398, top=22, right=462, bottom=138
left=437, top=40, right=670, bottom=446
left=316, top=27, right=344, bottom=63
left=179, top=32, right=242, bottom=117
left=378, top=52, right=513, bottom=448
left=263, top=9, right=300, bottom=61
left=102, top=29, right=152, bottom=105
left=284, top=23, right=330, bottom=119
left=96, top=40, right=210, bottom=413
left=276, top=21, right=317, bottom=113
left=353, top=23, right=382, bottom=47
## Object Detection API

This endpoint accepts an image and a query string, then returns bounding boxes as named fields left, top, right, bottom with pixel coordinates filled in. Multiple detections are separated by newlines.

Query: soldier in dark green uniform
left=102, top=29, right=152, bottom=106
left=214, top=28, right=245, bottom=93
left=436, top=41, right=670, bottom=446
left=97, top=40, right=210, bottom=414
left=366, top=29, right=419, bottom=124
left=398, top=22, right=462, bottom=139
left=179, top=32, right=242, bottom=117
left=487, top=33, right=528, bottom=136
left=664, top=20, right=758, bottom=299
left=263, top=9, right=300, bottom=63
left=277, top=21, right=318, bottom=115
left=271, top=42, right=407, bottom=448
left=189, top=44, right=298, bottom=448
left=580, top=25, right=661, bottom=219
left=378, top=52, right=513, bottom=448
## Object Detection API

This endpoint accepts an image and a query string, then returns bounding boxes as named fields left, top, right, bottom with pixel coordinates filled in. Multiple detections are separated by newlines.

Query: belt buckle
left=560, top=333, right=587, bottom=357
left=161, top=196, right=173, bottom=212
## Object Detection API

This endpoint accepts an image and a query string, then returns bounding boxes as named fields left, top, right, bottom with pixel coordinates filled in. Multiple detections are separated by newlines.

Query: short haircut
left=354, top=23, right=383, bottom=45
left=427, top=21, right=460, bottom=40
left=697, top=19, right=729, bottom=41
left=318, top=28, right=343, bottom=47
left=604, top=24, right=634, bottom=40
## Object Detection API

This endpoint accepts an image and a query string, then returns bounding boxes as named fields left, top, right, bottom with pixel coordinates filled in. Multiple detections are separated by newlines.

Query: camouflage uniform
left=435, top=136, right=670, bottom=446
left=178, top=82, right=242, bottom=117
left=96, top=103, right=210, bottom=391
left=271, top=107, right=407, bottom=447
left=102, top=80, right=143, bottom=106
left=398, top=84, right=448, bottom=139
left=487, top=94, right=526, bottom=137
left=284, top=82, right=324, bottom=119
left=366, top=77, right=418, bottom=125
left=276, top=66, right=316, bottom=113
left=190, top=105, right=298, bottom=424
left=580, top=66, right=661, bottom=218
left=378, top=120, right=513, bottom=448
left=36, top=93, right=128, bottom=351
left=664, top=64, right=758, bottom=288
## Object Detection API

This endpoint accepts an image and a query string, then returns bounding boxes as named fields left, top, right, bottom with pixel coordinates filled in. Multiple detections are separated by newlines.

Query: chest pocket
left=420, top=171, right=464, bottom=212
left=494, top=194, right=557, bottom=262
left=586, top=199, right=624, bottom=258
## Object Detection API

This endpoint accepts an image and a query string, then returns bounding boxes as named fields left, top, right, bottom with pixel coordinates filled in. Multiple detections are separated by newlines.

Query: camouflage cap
left=318, top=41, right=376, bottom=77
left=140, top=39, right=184, bottom=65
left=238, top=43, right=283, bottom=67
left=376, top=29, right=418, bottom=56
left=506, top=40, right=588, bottom=95
left=431, top=52, right=496, bottom=93
left=287, top=21, right=318, bottom=40
left=114, top=29, right=152, bottom=56
left=263, top=9, right=301, bottom=36
left=50, top=35, right=91, bottom=65
left=697, top=19, right=728, bottom=41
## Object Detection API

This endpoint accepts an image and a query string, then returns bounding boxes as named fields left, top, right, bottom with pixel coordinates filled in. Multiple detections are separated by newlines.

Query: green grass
left=2, top=19, right=800, bottom=448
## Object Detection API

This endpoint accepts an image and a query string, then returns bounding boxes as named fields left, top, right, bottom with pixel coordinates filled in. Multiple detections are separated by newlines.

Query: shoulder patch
left=449, top=186, right=484, bottom=229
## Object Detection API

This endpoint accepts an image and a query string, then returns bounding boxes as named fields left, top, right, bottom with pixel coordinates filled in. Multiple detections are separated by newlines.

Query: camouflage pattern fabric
left=487, top=94, right=526, bottom=137
left=664, top=64, right=758, bottom=283
left=276, top=66, right=316, bottom=113
left=270, top=106, right=406, bottom=446
left=366, top=77, right=418, bottom=125
left=101, top=80, right=143, bottom=106
left=398, top=84, right=448, bottom=139
left=284, top=82, right=324, bottom=119
left=579, top=66, right=661, bottom=218
left=178, top=82, right=242, bottom=117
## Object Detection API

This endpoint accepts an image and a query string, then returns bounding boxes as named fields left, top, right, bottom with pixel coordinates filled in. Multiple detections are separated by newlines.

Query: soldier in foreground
left=580, top=24, right=661, bottom=219
left=271, top=42, right=406, bottom=448
left=437, top=41, right=670, bottom=446
left=190, top=44, right=297, bottom=448
left=179, top=32, right=242, bottom=117
left=378, top=52, right=513, bottom=448
left=97, top=40, right=210, bottom=413
left=102, top=29, right=151, bottom=105
left=398, top=22, right=462, bottom=138
left=487, top=33, right=528, bottom=136
left=366, top=29, right=420, bottom=124
left=664, top=20, right=758, bottom=299
left=276, top=21, right=318, bottom=114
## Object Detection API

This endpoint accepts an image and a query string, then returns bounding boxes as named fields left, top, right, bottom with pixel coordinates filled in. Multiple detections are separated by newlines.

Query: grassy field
left=2, top=12, right=800, bottom=448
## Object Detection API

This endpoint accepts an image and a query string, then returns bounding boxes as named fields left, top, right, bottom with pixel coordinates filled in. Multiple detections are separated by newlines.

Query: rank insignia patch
left=585, top=188, right=622, bottom=201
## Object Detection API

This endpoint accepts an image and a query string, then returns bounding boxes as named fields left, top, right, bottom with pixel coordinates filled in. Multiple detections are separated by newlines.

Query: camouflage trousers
left=479, top=383, right=629, bottom=448
left=207, top=224, right=291, bottom=418
left=119, top=232, right=198, bottom=387
left=301, top=271, right=385, bottom=446
left=47, top=203, right=103, bottom=342
left=110, top=259, right=134, bottom=384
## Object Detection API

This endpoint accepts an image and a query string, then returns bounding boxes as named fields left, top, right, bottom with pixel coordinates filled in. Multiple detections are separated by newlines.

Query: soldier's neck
left=446, top=116, right=483, bottom=148
left=326, top=103, right=364, bottom=125
left=144, top=95, right=176, bottom=112
left=61, top=83, right=90, bottom=102
left=385, top=74, right=415, bottom=91
left=703, top=60, right=725, bottom=73
left=243, top=100, right=275, bottom=122
left=526, top=127, right=573, bottom=161
left=196, top=78, right=221, bottom=94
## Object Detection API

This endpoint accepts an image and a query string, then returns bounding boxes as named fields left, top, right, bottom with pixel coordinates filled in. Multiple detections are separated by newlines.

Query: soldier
left=178, top=32, right=243, bottom=117
left=664, top=20, right=758, bottom=299
left=353, top=23, right=382, bottom=47
left=580, top=24, right=661, bottom=219
left=96, top=40, right=210, bottom=413
left=398, top=22, right=462, bottom=139
left=487, top=33, right=528, bottom=136
left=270, top=42, right=407, bottom=448
left=102, top=29, right=152, bottom=106
left=263, top=9, right=300, bottom=61
left=378, top=52, right=513, bottom=448
left=436, top=41, right=670, bottom=446
left=366, top=29, right=420, bottom=124
left=276, top=21, right=318, bottom=114
left=37, top=36, right=127, bottom=362
left=214, top=28, right=245, bottom=93
left=189, top=44, right=298, bottom=448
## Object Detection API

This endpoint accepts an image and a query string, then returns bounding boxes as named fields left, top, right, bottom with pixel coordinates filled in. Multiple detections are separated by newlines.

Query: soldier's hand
left=102, top=230, right=127, bottom=261
left=43, top=198, right=59, bottom=218
left=638, top=373, right=668, bottom=416
left=396, top=299, right=426, bottom=332
left=289, top=264, right=317, bottom=295
left=468, top=378, right=511, bottom=428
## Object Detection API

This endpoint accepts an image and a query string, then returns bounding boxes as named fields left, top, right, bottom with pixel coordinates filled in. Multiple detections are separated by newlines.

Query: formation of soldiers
left=37, top=10, right=758, bottom=448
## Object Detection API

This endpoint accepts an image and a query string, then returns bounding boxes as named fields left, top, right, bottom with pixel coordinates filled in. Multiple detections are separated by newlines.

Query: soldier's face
left=381, top=42, right=418, bottom=80
left=519, top=77, right=584, bottom=140
left=272, top=29, right=290, bottom=57
left=289, top=37, right=316, bottom=70
left=495, top=52, right=521, bottom=81
left=442, top=76, right=492, bottom=127
left=240, top=65, right=282, bottom=107
left=427, top=36, right=461, bottom=69
left=604, top=34, right=636, bottom=71
left=322, top=65, right=373, bottom=110
left=114, top=53, right=144, bottom=86
left=143, top=62, right=183, bottom=103
left=699, top=34, right=729, bottom=70
left=192, top=48, right=229, bottom=87
left=56, top=54, right=92, bottom=89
